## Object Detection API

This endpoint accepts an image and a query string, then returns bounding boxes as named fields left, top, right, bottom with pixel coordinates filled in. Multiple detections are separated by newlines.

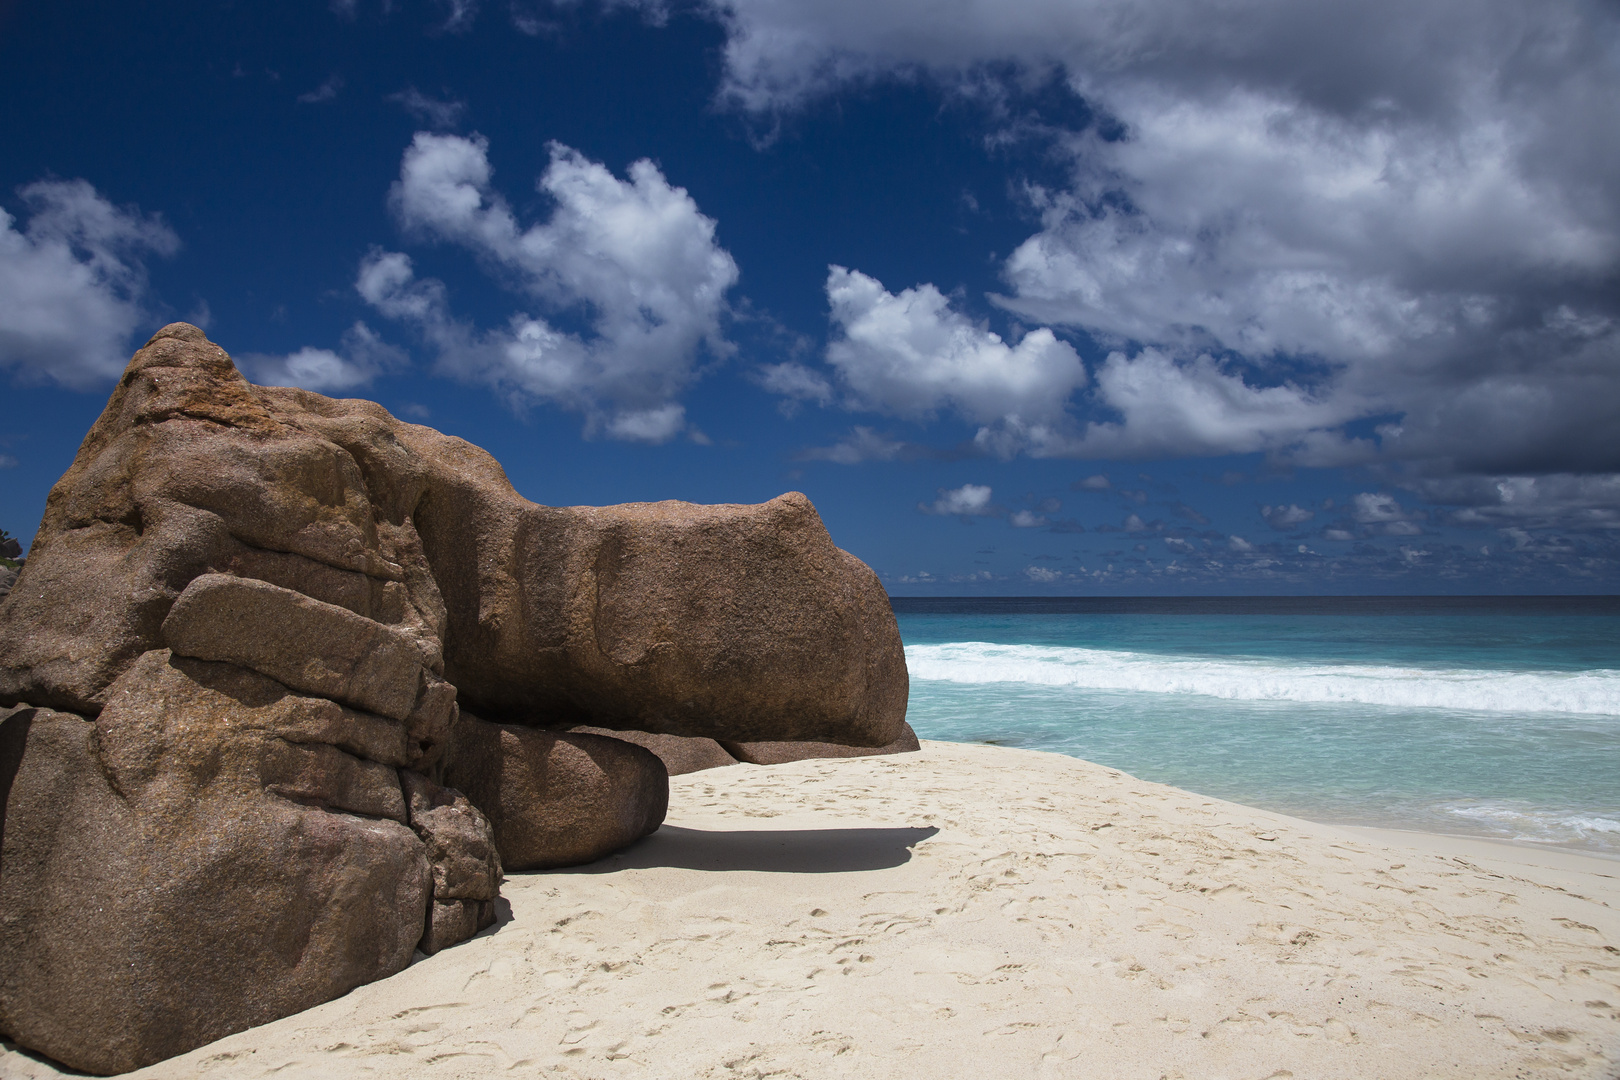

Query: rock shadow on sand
left=549, top=825, right=940, bottom=874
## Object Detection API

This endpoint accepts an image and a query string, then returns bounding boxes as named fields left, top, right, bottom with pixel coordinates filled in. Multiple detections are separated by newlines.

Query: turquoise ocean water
left=894, top=597, right=1620, bottom=855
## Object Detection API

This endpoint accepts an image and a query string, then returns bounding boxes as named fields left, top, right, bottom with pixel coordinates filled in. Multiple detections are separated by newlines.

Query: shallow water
left=895, top=600, right=1620, bottom=854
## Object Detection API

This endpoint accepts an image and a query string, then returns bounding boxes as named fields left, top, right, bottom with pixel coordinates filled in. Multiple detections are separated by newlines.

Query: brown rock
left=423, top=899, right=495, bottom=956
left=446, top=714, right=668, bottom=871
left=401, top=771, right=502, bottom=955
left=161, top=573, right=432, bottom=722
left=417, top=492, right=910, bottom=747
left=0, top=324, right=451, bottom=718
left=0, top=323, right=905, bottom=752
left=0, top=323, right=910, bottom=1071
left=256, top=693, right=412, bottom=768
left=722, top=721, right=922, bottom=766
left=0, top=655, right=431, bottom=1076
left=569, top=724, right=739, bottom=775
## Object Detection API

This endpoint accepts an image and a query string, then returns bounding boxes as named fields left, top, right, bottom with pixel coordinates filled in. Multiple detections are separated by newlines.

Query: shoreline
left=3, top=739, right=1617, bottom=1079
left=1330, top=820, right=1620, bottom=868
left=953, top=738, right=1620, bottom=867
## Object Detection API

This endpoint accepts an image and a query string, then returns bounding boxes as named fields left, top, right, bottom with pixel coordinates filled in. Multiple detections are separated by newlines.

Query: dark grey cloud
left=690, top=0, right=1620, bottom=528
left=1404, top=474, right=1620, bottom=533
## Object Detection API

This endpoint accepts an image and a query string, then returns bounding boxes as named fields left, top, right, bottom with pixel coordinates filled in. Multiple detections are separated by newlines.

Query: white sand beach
left=4, top=740, right=1617, bottom=1079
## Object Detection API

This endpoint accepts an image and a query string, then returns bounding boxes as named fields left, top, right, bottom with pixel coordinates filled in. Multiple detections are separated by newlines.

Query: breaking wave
left=904, top=642, right=1620, bottom=716
left=1434, top=801, right=1620, bottom=846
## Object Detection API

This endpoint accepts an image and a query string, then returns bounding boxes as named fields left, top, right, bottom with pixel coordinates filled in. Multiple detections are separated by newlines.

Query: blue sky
left=3, top=0, right=1619, bottom=594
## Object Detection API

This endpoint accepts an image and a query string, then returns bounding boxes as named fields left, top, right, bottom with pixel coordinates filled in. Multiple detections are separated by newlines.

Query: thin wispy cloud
left=297, top=75, right=345, bottom=103
left=386, top=87, right=466, bottom=129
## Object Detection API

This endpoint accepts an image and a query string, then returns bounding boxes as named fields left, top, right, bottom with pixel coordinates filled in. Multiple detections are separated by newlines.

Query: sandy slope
left=4, top=741, right=1618, bottom=1079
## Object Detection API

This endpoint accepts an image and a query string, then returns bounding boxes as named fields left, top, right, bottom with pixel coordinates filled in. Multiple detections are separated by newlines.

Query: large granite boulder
left=0, top=325, right=456, bottom=727
left=0, top=323, right=908, bottom=748
left=446, top=715, right=669, bottom=871
left=421, top=492, right=908, bottom=746
left=0, top=323, right=908, bottom=1073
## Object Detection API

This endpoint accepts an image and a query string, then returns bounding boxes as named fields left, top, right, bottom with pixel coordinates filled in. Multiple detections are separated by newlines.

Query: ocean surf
left=896, top=600, right=1620, bottom=854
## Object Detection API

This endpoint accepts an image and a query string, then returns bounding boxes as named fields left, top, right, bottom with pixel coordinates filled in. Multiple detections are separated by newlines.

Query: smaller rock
left=568, top=725, right=738, bottom=775
left=447, top=715, right=667, bottom=871
left=402, top=772, right=502, bottom=901
left=721, top=721, right=921, bottom=766
left=0, top=668, right=432, bottom=1076
left=401, top=772, right=502, bottom=955
left=424, top=900, right=495, bottom=954
left=0, top=564, right=16, bottom=603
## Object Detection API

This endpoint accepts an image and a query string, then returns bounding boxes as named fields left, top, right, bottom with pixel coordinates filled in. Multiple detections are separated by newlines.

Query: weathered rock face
left=0, top=323, right=908, bottom=1073
left=0, top=322, right=907, bottom=748
left=0, top=656, right=434, bottom=1076
left=446, top=715, right=669, bottom=871
left=0, top=325, right=457, bottom=734
left=420, top=493, right=909, bottom=746
left=721, top=721, right=922, bottom=766
left=569, top=725, right=739, bottom=775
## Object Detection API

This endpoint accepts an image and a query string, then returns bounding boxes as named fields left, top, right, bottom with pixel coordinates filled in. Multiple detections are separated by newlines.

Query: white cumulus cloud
left=921, top=482, right=997, bottom=517
left=0, top=180, right=179, bottom=388
left=824, top=265, right=1086, bottom=426
left=239, top=321, right=407, bottom=393
left=1053, top=348, right=1357, bottom=459
left=368, top=133, right=739, bottom=441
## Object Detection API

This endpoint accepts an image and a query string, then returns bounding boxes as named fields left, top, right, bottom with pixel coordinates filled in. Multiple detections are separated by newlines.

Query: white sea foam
left=904, top=642, right=1620, bottom=715
left=1435, top=801, right=1620, bottom=846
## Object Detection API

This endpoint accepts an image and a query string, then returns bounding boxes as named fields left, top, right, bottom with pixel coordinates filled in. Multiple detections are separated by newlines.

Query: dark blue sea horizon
left=890, top=594, right=1620, bottom=616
